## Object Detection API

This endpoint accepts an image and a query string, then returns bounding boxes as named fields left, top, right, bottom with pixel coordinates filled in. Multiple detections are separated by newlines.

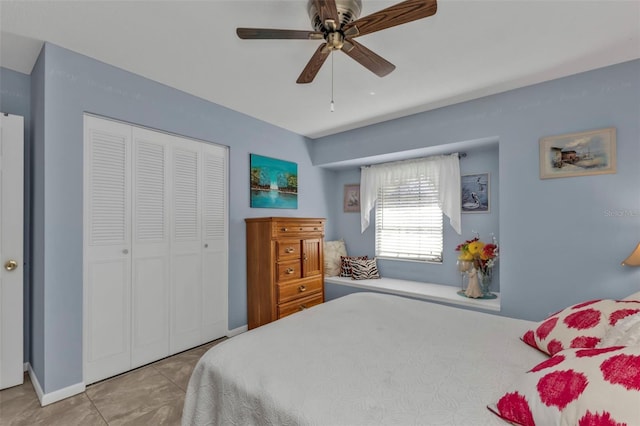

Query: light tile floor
left=0, top=338, right=225, bottom=426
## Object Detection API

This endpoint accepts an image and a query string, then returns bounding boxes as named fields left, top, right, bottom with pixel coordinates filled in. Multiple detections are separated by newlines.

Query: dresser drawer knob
left=286, top=268, right=295, bottom=274
left=298, top=285, right=306, bottom=292
left=285, top=247, right=294, bottom=253
left=299, top=304, right=307, bottom=311
left=281, top=227, right=288, bottom=232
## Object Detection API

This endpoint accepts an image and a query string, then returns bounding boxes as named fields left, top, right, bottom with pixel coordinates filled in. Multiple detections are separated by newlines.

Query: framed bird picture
left=461, top=173, right=489, bottom=213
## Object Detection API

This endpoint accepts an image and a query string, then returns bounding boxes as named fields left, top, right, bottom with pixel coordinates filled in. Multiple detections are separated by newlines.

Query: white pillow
left=324, top=240, right=347, bottom=276
left=623, top=290, right=640, bottom=301
left=597, top=313, right=640, bottom=347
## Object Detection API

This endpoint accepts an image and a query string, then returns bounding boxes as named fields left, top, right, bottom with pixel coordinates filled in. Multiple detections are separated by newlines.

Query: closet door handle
left=4, top=260, right=18, bottom=271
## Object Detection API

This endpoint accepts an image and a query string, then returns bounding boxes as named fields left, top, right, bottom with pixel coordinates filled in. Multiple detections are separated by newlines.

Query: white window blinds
left=375, top=177, right=444, bottom=262
left=360, top=154, right=462, bottom=235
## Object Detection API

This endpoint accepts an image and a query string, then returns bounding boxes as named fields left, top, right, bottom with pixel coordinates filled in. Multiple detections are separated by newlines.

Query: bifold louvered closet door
left=83, top=115, right=228, bottom=385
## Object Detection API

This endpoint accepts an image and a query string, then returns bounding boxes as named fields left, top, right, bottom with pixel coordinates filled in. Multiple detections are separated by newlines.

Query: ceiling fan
left=236, top=0, right=438, bottom=84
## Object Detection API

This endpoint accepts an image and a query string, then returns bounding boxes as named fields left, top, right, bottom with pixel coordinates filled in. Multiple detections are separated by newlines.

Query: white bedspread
left=183, top=292, right=546, bottom=425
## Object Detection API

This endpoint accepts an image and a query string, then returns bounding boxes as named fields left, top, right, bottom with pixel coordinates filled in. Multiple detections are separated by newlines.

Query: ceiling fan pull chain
left=330, top=51, right=335, bottom=112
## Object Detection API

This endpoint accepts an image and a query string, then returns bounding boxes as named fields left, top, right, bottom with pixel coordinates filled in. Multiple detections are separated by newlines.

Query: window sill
left=324, top=276, right=501, bottom=312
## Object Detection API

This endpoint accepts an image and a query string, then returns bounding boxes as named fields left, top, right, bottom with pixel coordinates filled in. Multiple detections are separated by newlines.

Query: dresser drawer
left=276, top=260, right=301, bottom=283
left=276, top=239, right=300, bottom=260
left=277, top=293, right=323, bottom=319
left=273, top=221, right=324, bottom=238
left=277, top=277, right=322, bottom=303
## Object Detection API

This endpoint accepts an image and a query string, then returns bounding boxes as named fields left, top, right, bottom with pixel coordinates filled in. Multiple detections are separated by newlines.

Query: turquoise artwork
left=250, top=154, right=298, bottom=209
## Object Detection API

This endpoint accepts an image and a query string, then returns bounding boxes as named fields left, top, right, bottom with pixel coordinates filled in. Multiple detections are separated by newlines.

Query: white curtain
left=360, top=153, right=461, bottom=234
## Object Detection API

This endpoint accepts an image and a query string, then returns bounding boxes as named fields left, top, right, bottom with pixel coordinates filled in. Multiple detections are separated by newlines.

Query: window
left=375, top=177, right=443, bottom=262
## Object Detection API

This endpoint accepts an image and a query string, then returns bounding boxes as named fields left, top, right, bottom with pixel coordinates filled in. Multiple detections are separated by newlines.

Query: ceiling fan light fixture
left=327, top=32, right=345, bottom=50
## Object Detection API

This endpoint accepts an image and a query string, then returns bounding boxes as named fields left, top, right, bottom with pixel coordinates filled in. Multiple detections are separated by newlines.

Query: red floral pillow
left=488, top=346, right=640, bottom=426
left=521, top=299, right=640, bottom=356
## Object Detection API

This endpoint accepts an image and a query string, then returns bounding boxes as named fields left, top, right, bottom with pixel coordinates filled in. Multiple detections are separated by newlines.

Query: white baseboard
left=27, top=364, right=85, bottom=407
left=227, top=324, right=247, bottom=337
left=23, top=362, right=28, bottom=372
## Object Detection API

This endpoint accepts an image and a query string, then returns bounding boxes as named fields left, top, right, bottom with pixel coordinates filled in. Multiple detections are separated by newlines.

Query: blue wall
left=313, top=59, right=640, bottom=321
left=24, top=43, right=332, bottom=394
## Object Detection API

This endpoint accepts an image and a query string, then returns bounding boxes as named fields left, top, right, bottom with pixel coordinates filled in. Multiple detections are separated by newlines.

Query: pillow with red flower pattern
left=521, top=299, right=640, bottom=356
left=488, top=346, right=640, bottom=426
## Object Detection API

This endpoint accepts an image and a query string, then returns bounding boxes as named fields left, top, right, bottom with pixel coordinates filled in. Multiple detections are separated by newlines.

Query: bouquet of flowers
left=455, top=235, right=499, bottom=279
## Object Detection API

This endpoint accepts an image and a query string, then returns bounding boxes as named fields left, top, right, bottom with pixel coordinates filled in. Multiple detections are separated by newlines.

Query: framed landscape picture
left=250, top=154, right=298, bottom=209
left=461, top=173, right=490, bottom=213
left=539, top=127, right=616, bottom=179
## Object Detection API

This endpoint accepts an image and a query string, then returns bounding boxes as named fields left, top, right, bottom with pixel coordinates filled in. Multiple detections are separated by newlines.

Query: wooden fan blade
left=341, top=39, right=395, bottom=77
left=297, top=44, right=331, bottom=84
left=237, top=28, right=324, bottom=40
left=313, top=0, right=340, bottom=27
left=342, top=0, right=437, bottom=38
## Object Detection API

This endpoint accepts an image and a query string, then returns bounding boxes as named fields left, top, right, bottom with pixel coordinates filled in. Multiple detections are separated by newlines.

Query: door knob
left=4, top=260, right=18, bottom=271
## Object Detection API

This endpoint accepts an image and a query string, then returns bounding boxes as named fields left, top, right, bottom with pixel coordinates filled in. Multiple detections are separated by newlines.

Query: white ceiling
left=1, top=0, right=639, bottom=139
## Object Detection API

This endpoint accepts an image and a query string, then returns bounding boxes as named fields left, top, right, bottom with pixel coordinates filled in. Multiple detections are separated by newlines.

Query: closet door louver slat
left=173, top=149, right=199, bottom=241
left=204, top=152, right=226, bottom=240
left=89, top=131, right=128, bottom=245
left=135, top=140, right=166, bottom=242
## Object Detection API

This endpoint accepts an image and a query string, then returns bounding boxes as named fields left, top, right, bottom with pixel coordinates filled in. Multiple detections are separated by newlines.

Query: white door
left=130, top=127, right=171, bottom=368
left=0, top=113, right=24, bottom=390
left=170, top=141, right=203, bottom=353
left=201, top=145, right=228, bottom=341
left=83, top=116, right=132, bottom=384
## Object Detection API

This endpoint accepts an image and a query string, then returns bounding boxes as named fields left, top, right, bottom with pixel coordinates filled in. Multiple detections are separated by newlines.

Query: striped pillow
left=350, top=258, right=380, bottom=280
left=340, top=256, right=368, bottom=277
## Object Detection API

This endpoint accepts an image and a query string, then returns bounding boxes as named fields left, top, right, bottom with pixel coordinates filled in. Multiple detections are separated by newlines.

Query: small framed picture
left=461, top=173, right=490, bottom=213
left=343, top=184, right=360, bottom=213
left=539, top=127, right=616, bottom=179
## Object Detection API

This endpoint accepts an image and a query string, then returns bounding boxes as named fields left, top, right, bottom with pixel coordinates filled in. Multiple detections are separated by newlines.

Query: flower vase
left=480, top=269, right=493, bottom=296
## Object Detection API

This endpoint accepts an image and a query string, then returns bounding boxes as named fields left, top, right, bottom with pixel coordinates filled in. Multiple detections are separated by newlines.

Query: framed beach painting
left=539, top=127, right=616, bottom=179
left=461, top=173, right=490, bottom=213
left=250, top=154, right=298, bottom=209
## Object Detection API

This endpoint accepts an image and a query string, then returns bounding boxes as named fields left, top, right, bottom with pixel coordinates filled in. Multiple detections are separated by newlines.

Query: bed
left=183, top=292, right=549, bottom=425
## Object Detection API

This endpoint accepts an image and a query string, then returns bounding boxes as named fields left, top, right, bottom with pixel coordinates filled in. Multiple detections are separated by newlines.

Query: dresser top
left=245, top=217, right=325, bottom=223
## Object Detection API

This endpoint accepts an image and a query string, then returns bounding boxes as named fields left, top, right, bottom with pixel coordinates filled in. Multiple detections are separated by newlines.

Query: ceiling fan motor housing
left=308, top=0, right=362, bottom=32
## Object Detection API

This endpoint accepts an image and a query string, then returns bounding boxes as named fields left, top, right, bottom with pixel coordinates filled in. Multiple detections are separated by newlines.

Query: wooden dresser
left=245, top=217, right=325, bottom=329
